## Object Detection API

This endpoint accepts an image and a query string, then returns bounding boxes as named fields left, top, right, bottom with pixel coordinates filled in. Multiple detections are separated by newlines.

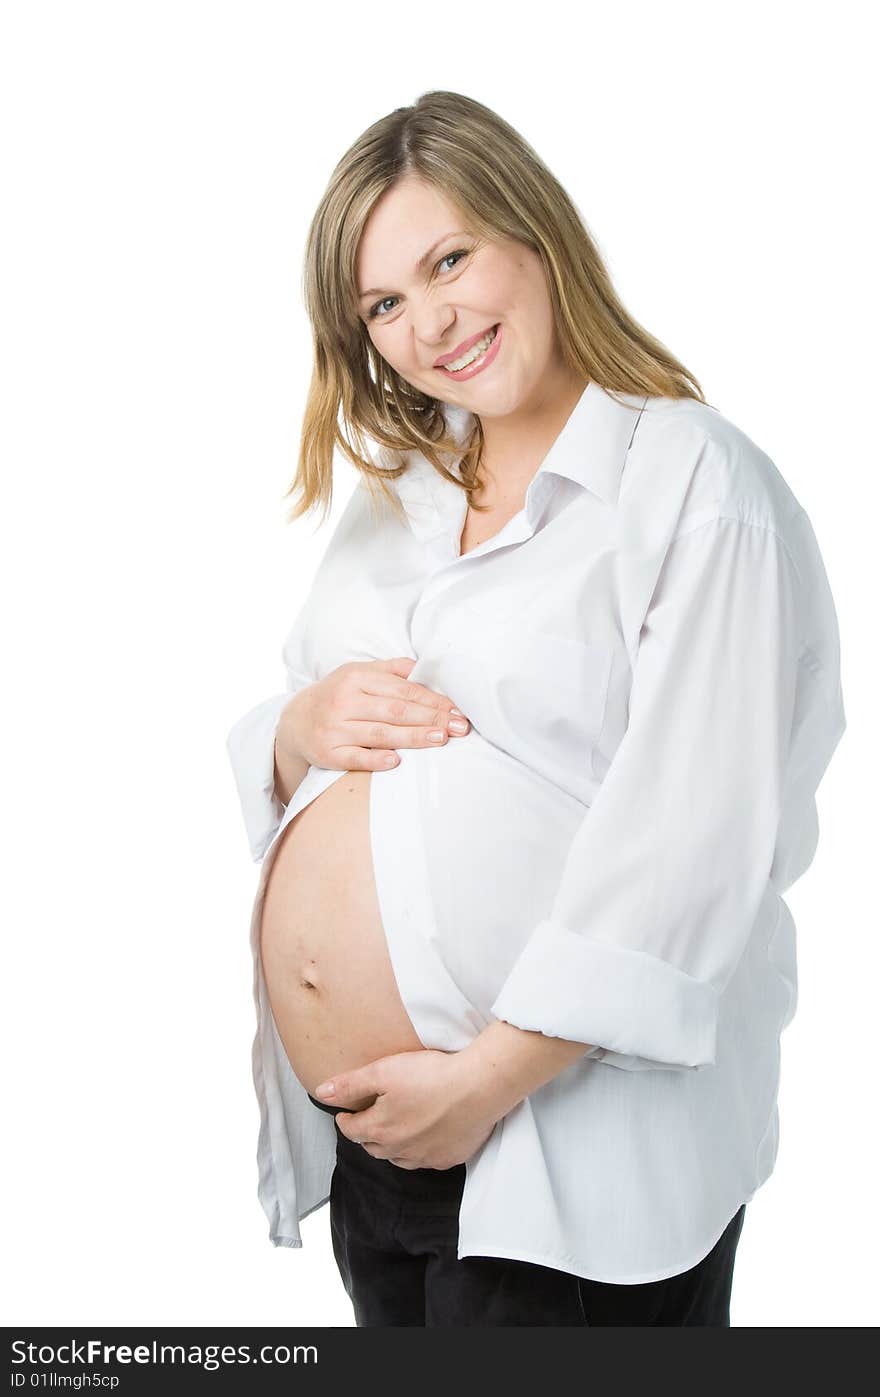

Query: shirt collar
left=379, top=380, right=648, bottom=544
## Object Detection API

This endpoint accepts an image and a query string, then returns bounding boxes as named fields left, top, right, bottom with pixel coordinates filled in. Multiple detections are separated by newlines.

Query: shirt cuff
left=489, top=917, right=719, bottom=1070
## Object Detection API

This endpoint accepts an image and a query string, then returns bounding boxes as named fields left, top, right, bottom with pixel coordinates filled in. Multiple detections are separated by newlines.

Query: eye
left=366, top=296, right=398, bottom=321
left=366, top=249, right=470, bottom=321
left=437, top=249, right=468, bottom=275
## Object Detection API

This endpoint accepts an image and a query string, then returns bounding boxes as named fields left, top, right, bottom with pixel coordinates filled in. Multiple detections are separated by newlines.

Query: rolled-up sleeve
left=225, top=607, right=315, bottom=863
left=489, top=515, right=803, bottom=1070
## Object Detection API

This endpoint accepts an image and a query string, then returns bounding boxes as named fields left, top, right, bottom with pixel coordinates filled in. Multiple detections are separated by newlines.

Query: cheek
left=488, top=268, right=546, bottom=333
left=371, top=339, right=409, bottom=378
left=374, top=327, right=419, bottom=372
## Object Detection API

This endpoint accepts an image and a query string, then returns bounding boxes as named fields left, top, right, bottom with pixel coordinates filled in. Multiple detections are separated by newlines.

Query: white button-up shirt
left=226, top=381, right=846, bottom=1283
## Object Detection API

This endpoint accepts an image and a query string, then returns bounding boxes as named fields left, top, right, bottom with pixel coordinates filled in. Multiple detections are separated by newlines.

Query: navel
left=299, top=959, right=320, bottom=991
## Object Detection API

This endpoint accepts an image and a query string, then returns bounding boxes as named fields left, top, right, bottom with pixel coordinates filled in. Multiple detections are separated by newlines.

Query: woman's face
left=355, top=175, right=567, bottom=420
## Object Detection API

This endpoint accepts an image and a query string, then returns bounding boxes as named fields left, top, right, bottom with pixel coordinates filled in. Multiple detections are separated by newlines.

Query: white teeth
left=443, top=326, right=497, bottom=372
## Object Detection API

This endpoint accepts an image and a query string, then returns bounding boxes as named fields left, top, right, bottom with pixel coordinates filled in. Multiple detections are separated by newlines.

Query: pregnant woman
left=226, top=91, right=846, bottom=1327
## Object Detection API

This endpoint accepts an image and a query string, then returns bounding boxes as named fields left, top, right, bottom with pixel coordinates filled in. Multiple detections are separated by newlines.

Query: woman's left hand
left=313, top=1048, right=503, bottom=1169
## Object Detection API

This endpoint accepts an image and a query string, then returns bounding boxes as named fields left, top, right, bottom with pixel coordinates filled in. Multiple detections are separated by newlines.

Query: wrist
left=456, top=1019, right=594, bottom=1119
left=279, top=685, right=310, bottom=743
left=274, top=691, right=312, bottom=806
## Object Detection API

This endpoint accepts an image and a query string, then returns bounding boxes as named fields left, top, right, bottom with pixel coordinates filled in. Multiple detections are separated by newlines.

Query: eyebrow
left=357, top=230, right=468, bottom=302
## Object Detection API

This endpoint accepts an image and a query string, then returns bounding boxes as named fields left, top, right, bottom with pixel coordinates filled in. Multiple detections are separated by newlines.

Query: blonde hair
left=287, top=89, right=708, bottom=528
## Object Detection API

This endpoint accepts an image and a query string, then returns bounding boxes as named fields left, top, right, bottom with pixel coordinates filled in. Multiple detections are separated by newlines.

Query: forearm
left=272, top=688, right=313, bottom=807
left=273, top=739, right=309, bottom=808
left=458, top=1018, right=595, bottom=1119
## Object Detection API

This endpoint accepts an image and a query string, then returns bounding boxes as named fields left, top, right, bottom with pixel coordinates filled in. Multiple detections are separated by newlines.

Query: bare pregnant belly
left=259, top=771, right=424, bottom=1110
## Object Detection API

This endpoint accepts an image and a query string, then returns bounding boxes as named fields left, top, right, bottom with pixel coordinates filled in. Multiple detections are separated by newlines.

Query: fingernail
left=449, top=719, right=468, bottom=733
left=450, top=708, right=464, bottom=717
left=315, top=1081, right=335, bottom=1097
left=427, top=729, right=445, bottom=742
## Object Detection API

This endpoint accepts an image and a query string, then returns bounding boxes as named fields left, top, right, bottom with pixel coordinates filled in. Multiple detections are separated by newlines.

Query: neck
left=475, top=368, right=589, bottom=497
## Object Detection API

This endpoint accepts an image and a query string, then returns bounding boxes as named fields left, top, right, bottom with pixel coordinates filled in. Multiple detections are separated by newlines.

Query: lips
left=434, top=324, right=499, bottom=369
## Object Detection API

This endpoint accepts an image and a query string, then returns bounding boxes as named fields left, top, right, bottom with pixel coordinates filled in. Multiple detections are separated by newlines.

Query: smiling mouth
left=436, top=324, right=500, bottom=374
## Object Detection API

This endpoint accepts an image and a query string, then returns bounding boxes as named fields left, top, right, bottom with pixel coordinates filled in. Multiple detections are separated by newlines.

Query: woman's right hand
left=277, top=657, right=471, bottom=774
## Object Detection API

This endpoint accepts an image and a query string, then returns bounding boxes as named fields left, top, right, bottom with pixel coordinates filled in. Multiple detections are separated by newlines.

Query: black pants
left=307, top=1093, right=746, bottom=1327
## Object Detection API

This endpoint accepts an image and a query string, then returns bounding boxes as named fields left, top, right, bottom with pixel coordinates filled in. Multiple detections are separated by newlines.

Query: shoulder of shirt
left=627, top=394, right=808, bottom=560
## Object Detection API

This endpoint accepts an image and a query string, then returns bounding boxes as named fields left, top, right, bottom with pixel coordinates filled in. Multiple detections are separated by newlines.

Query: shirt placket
left=410, top=469, right=555, bottom=617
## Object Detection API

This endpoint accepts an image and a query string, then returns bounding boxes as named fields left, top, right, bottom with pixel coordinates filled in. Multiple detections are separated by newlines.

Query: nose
left=414, top=305, right=457, bottom=363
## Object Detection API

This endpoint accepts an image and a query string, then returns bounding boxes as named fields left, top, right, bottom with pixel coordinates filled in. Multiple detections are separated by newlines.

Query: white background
left=1, top=0, right=874, bottom=1327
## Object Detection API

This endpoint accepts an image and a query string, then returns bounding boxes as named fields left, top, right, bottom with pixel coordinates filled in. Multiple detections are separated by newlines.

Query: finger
left=370, top=656, right=420, bottom=678
left=342, top=718, right=463, bottom=752
left=359, top=1142, right=387, bottom=1157
left=358, top=666, right=467, bottom=721
left=331, top=1112, right=381, bottom=1144
left=313, top=1070, right=377, bottom=1108
left=325, top=744, right=404, bottom=771
left=363, top=1149, right=413, bottom=1168
left=358, top=1144, right=417, bottom=1168
left=348, top=694, right=471, bottom=734
left=339, top=1113, right=383, bottom=1146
